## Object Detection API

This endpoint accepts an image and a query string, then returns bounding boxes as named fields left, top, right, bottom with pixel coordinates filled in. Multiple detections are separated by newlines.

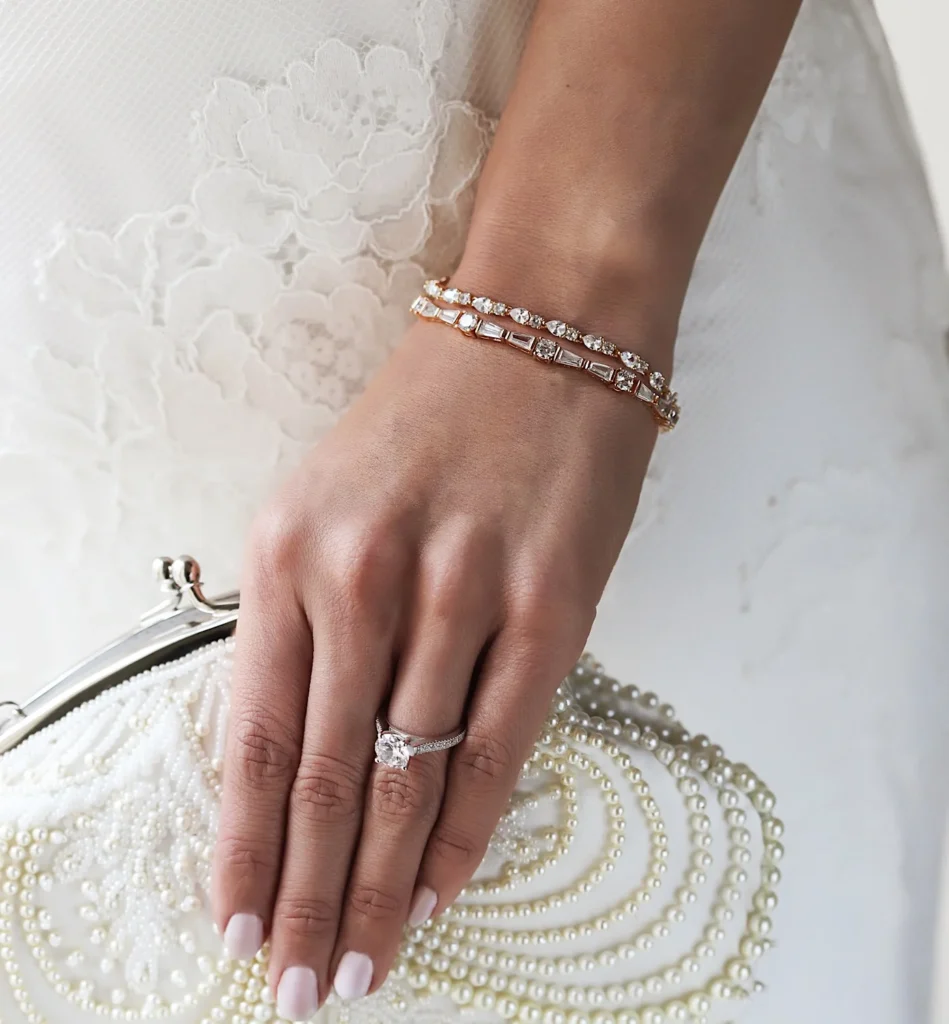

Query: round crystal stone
left=375, top=732, right=411, bottom=770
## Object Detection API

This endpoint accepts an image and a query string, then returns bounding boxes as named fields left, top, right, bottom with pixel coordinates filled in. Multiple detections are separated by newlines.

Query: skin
left=211, top=0, right=803, bottom=1010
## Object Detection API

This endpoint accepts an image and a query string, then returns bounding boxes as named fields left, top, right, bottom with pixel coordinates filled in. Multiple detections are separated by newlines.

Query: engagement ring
left=374, top=717, right=466, bottom=770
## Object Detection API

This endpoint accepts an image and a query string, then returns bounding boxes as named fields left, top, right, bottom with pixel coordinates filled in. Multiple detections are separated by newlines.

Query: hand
left=211, top=304, right=657, bottom=1019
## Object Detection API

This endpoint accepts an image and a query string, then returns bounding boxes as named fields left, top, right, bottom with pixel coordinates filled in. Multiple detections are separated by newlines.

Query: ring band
left=374, top=717, right=467, bottom=771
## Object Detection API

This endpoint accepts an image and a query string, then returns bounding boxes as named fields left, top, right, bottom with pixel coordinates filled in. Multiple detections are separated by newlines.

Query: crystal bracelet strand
left=411, top=296, right=680, bottom=431
left=423, top=278, right=676, bottom=410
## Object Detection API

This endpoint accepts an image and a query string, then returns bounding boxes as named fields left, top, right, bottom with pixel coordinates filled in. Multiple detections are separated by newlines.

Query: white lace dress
left=1, top=0, right=948, bottom=1021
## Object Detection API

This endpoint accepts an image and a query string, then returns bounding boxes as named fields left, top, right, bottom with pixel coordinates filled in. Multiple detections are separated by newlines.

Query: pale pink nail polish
left=408, top=886, right=438, bottom=927
left=333, top=951, right=373, bottom=1001
left=223, top=913, right=264, bottom=961
left=277, top=966, right=319, bottom=1020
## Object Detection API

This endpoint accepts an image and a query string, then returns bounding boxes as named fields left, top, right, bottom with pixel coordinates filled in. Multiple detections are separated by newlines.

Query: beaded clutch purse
left=0, top=558, right=783, bottom=1024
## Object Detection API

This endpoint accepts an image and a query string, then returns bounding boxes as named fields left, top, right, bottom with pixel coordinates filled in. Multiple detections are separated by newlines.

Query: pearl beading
left=0, top=647, right=781, bottom=1024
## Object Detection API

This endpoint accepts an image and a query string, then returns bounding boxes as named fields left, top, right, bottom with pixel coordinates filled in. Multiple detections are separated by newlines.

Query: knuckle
left=509, top=585, right=568, bottom=640
left=230, top=711, right=300, bottom=786
left=347, top=883, right=402, bottom=922
left=424, top=525, right=495, bottom=623
left=455, top=730, right=515, bottom=787
left=276, top=894, right=338, bottom=942
left=508, top=581, right=594, bottom=656
left=371, top=767, right=439, bottom=819
left=322, top=521, right=405, bottom=617
left=248, top=502, right=309, bottom=577
left=215, top=834, right=278, bottom=885
left=428, top=822, right=484, bottom=872
left=291, top=754, right=363, bottom=826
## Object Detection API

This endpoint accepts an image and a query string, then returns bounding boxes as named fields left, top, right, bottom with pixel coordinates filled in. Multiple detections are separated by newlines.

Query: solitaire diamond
left=424, top=280, right=442, bottom=298
left=511, top=307, right=531, bottom=324
left=458, top=312, right=479, bottom=333
left=375, top=732, right=411, bottom=770
left=493, top=302, right=510, bottom=315
left=565, top=326, right=580, bottom=342
left=650, top=371, right=666, bottom=390
left=614, top=369, right=636, bottom=393
left=529, top=314, right=545, bottom=329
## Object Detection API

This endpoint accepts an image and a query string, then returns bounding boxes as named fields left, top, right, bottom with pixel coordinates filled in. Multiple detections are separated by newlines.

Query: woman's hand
left=211, top=310, right=657, bottom=1018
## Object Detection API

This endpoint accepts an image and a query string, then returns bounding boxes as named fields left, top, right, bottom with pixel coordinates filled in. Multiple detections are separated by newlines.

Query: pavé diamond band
left=374, top=717, right=467, bottom=771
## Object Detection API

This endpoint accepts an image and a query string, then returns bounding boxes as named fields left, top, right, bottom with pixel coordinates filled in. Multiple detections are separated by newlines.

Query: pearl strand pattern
left=0, top=644, right=782, bottom=1024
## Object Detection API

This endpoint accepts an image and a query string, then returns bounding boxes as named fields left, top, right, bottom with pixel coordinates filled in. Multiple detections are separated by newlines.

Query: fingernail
left=408, top=886, right=438, bottom=927
left=333, top=951, right=373, bottom=1001
left=277, top=966, right=319, bottom=1020
left=223, top=913, right=263, bottom=961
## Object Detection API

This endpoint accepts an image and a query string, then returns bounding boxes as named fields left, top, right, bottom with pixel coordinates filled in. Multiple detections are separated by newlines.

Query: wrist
left=455, top=191, right=691, bottom=378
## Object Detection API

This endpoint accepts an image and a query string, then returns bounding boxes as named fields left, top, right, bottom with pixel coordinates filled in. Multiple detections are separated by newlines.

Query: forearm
left=457, top=0, right=802, bottom=363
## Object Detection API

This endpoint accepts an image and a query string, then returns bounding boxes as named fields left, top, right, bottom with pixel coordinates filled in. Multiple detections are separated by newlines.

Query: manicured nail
left=333, top=951, right=373, bottom=1001
left=223, top=913, right=263, bottom=961
left=276, top=966, right=319, bottom=1020
left=408, top=886, right=438, bottom=927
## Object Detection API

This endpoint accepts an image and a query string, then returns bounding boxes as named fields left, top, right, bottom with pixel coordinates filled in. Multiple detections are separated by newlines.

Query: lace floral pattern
left=38, top=29, right=491, bottom=435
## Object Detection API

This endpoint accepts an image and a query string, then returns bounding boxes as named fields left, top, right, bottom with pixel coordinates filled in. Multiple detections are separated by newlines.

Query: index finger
left=212, top=536, right=313, bottom=961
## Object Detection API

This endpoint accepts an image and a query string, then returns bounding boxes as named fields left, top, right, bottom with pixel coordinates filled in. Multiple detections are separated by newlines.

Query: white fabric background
left=877, top=0, right=949, bottom=244
left=871, top=10, right=949, bottom=1020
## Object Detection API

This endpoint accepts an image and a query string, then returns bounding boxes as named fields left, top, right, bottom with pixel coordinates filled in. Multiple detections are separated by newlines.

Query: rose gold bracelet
left=411, top=295, right=680, bottom=430
left=423, top=277, right=675, bottom=404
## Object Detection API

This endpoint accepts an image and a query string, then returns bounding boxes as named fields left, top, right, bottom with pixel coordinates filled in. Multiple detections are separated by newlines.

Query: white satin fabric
left=1, top=0, right=948, bottom=1020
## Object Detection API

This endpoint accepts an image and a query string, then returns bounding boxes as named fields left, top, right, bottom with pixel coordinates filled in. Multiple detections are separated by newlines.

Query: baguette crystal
left=506, top=331, right=535, bottom=352
left=554, top=348, right=585, bottom=368
left=475, top=320, right=506, bottom=340
left=585, top=361, right=615, bottom=383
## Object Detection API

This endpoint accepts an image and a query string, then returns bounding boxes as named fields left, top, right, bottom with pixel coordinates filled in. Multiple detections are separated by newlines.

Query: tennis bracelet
left=411, top=293, right=680, bottom=430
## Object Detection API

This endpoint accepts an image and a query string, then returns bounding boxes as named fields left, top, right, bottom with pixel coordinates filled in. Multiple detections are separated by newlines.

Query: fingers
left=267, top=524, right=407, bottom=1017
left=330, top=533, right=500, bottom=999
left=418, top=594, right=592, bottom=910
left=212, top=518, right=314, bottom=959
